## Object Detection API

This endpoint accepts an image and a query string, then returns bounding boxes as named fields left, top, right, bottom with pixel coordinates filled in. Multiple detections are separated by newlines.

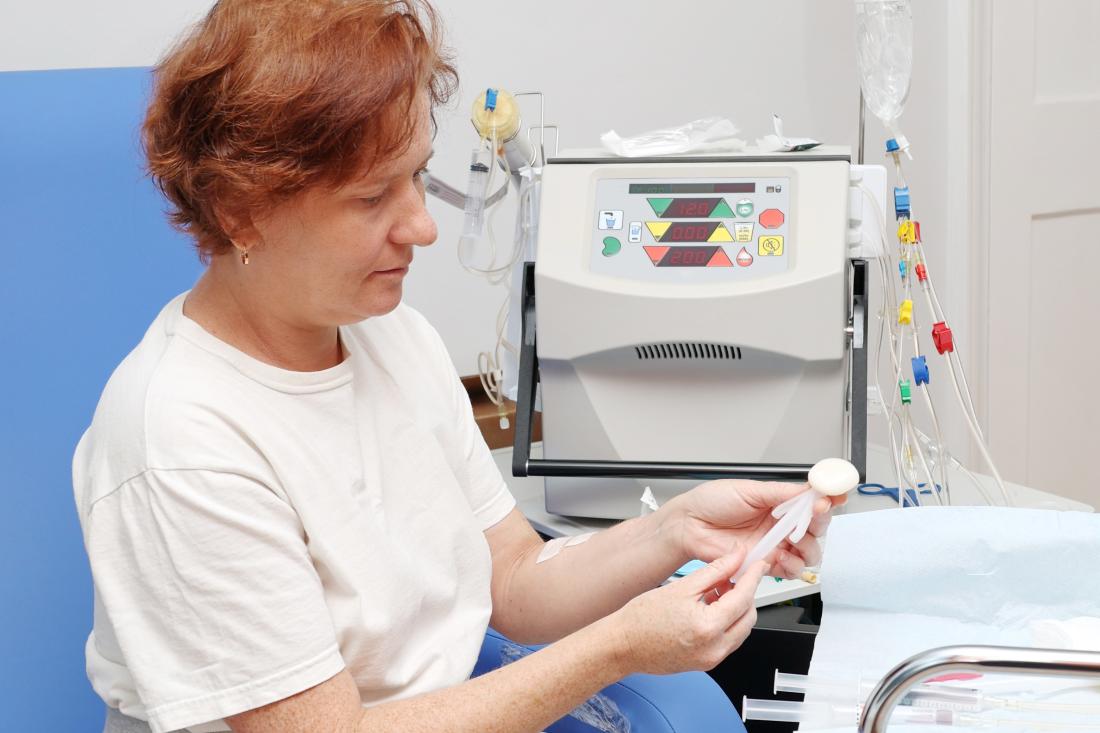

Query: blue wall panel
left=0, top=67, right=203, bottom=731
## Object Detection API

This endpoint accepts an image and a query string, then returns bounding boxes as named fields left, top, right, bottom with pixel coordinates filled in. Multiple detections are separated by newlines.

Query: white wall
left=0, top=1, right=216, bottom=72
left=2, top=0, right=973, bottom=455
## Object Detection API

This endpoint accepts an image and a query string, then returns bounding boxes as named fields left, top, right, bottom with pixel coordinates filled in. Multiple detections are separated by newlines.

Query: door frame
left=943, top=0, right=993, bottom=466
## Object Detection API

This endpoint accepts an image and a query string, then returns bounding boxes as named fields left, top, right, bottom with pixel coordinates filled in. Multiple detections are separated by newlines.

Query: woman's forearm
left=356, top=615, right=629, bottom=733
left=490, top=509, right=690, bottom=644
left=230, top=616, right=631, bottom=733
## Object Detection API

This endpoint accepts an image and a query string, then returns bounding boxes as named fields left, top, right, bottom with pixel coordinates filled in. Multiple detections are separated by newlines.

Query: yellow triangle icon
left=707, top=224, right=734, bottom=243
left=645, top=221, right=671, bottom=240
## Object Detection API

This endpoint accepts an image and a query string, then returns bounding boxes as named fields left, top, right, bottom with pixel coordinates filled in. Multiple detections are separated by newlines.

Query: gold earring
left=240, top=249, right=250, bottom=265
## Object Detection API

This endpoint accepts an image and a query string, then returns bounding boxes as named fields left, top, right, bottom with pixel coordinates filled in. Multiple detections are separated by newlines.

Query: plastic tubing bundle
left=862, top=139, right=1012, bottom=507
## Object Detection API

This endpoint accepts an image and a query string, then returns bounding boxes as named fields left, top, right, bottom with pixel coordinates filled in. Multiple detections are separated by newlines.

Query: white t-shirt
left=73, top=293, right=516, bottom=733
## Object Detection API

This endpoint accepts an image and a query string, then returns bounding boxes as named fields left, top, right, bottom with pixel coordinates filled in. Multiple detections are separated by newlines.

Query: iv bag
left=854, top=0, right=913, bottom=130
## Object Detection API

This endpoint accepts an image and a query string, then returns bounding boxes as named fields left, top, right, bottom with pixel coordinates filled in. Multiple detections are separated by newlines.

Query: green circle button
left=602, top=236, right=622, bottom=256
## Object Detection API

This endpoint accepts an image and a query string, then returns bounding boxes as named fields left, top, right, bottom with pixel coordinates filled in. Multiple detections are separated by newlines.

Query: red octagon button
left=759, top=208, right=785, bottom=229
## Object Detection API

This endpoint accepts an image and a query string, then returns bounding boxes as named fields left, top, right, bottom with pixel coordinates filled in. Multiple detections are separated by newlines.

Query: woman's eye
left=414, top=167, right=429, bottom=183
left=361, top=194, right=384, bottom=206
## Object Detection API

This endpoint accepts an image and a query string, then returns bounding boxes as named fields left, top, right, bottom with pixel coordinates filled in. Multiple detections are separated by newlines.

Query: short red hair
left=143, top=0, right=457, bottom=261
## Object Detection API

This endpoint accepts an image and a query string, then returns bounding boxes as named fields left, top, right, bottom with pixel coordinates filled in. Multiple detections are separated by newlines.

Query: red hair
left=143, top=0, right=457, bottom=261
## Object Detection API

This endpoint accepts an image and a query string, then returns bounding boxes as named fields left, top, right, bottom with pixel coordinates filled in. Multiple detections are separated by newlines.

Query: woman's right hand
left=611, top=547, right=767, bottom=676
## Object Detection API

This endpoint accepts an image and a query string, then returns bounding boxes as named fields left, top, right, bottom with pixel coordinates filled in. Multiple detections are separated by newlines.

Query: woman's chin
left=348, top=285, right=403, bottom=322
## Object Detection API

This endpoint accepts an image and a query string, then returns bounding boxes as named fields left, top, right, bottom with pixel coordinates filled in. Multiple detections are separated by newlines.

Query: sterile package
left=600, top=116, right=745, bottom=157
left=755, top=114, right=821, bottom=153
left=800, top=507, right=1100, bottom=732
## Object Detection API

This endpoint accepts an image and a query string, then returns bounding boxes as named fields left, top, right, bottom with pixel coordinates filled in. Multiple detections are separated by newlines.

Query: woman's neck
left=184, top=261, right=344, bottom=372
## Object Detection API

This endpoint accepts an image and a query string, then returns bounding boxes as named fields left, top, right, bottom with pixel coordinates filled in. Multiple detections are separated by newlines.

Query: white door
left=983, top=0, right=1100, bottom=506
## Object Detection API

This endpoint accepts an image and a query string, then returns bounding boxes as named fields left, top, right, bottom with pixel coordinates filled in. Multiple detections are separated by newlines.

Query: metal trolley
left=859, top=645, right=1100, bottom=732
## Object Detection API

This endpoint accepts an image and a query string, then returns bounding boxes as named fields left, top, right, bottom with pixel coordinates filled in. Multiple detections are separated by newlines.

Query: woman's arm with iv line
left=227, top=551, right=767, bottom=733
left=484, top=479, right=835, bottom=645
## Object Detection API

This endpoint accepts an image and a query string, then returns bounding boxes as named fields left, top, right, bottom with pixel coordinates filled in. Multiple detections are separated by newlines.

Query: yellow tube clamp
left=897, top=220, right=918, bottom=244
left=898, top=299, right=913, bottom=325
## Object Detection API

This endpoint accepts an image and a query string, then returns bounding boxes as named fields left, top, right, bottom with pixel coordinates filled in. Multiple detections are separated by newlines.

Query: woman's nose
left=393, top=186, right=438, bottom=247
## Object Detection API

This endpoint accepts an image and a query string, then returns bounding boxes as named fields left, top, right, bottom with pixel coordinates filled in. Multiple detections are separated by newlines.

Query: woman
left=73, top=2, right=840, bottom=732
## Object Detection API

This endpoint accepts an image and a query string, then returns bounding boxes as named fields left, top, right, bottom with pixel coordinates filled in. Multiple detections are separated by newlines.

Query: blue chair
left=476, top=628, right=743, bottom=732
left=0, top=66, right=204, bottom=732
left=0, top=66, right=742, bottom=732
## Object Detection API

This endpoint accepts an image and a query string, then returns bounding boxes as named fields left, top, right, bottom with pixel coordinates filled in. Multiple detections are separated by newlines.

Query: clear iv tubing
left=912, top=247, right=1012, bottom=506
left=887, top=156, right=999, bottom=501
left=908, top=316, right=944, bottom=505
left=461, top=143, right=490, bottom=240
left=873, top=256, right=909, bottom=504
left=459, top=125, right=537, bottom=414
left=879, top=254, right=924, bottom=506
left=892, top=152, right=908, bottom=188
left=460, top=133, right=505, bottom=410
left=912, top=320, right=951, bottom=504
left=916, top=246, right=1005, bottom=506
left=899, top=267, right=937, bottom=505
left=917, top=241, right=985, bottom=433
left=862, top=185, right=920, bottom=505
left=893, top=267, right=928, bottom=501
left=911, top=422, right=997, bottom=505
left=944, top=350, right=1013, bottom=506
left=862, top=141, right=1008, bottom=509
left=861, top=183, right=956, bottom=506
left=460, top=133, right=526, bottom=283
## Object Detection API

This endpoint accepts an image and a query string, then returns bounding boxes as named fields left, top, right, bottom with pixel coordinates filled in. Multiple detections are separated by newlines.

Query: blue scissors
left=857, top=482, right=941, bottom=507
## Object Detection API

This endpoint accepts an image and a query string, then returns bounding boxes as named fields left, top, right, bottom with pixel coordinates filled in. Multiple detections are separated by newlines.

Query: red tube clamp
left=932, top=322, right=954, bottom=354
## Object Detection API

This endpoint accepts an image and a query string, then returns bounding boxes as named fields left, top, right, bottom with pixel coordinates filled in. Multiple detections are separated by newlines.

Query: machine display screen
left=653, top=246, right=719, bottom=267
left=659, top=222, right=719, bottom=242
left=657, top=198, right=722, bottom=218
left=629, top=183, right=755, bottom=194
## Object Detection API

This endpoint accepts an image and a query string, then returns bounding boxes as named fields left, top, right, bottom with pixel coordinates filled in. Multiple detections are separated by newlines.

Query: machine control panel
left=589, top=177, right=791, bottom=282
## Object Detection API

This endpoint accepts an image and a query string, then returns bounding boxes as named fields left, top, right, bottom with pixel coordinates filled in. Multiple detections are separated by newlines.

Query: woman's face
left=245, top=109, right=437, bottom=328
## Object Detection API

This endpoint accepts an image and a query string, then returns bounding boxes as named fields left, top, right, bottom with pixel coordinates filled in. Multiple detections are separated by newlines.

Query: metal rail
left=859, top=645, right=1100, bottom=733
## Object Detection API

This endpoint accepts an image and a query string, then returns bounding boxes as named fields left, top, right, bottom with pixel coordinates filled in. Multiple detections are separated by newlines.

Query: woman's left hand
left=662, top=480, right=846, bottom=579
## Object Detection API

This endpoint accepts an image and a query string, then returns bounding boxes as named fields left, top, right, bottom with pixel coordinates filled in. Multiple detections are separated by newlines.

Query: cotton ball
left=808, top=458, right=859, bottom=497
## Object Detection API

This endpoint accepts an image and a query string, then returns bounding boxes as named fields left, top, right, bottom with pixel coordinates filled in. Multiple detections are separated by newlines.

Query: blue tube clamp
left=912, top=355, right=930, bottom=385
left=894, top=186, right=911, bottom=219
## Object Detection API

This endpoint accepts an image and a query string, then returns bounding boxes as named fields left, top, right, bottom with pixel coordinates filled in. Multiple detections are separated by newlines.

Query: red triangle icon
left=707, top=248, right=733, bottom=267
left=643, top=246, right=670, bottom=265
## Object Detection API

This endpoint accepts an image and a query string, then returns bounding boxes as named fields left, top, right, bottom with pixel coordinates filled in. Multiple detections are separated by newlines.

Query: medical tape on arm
left=536, top=532, right=595, bottom=564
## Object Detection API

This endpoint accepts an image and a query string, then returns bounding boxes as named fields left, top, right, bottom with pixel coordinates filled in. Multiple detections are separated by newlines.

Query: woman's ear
left=215, top=203, right=263, bottom=254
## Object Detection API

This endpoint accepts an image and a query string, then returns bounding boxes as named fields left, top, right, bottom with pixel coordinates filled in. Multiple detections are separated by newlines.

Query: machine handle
left=525, top=458, right=812, bottom=481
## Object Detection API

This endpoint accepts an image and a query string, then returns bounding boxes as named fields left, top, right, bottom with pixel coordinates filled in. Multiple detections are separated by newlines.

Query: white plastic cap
left=808, top=458, right=860, bottom=497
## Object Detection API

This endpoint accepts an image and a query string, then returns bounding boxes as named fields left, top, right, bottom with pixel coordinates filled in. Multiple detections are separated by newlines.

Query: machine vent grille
left=633, top=343, right=743, bottom=360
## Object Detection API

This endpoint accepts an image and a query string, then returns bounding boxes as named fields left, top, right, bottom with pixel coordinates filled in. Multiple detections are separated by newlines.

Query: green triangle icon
left=647, top=198, right=673, bottom=216
left=711, top=199, right=735, bottom=218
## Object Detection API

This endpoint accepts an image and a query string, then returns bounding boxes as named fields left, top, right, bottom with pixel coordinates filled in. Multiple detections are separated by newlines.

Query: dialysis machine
left=511, top=148, right=869, bottom=519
